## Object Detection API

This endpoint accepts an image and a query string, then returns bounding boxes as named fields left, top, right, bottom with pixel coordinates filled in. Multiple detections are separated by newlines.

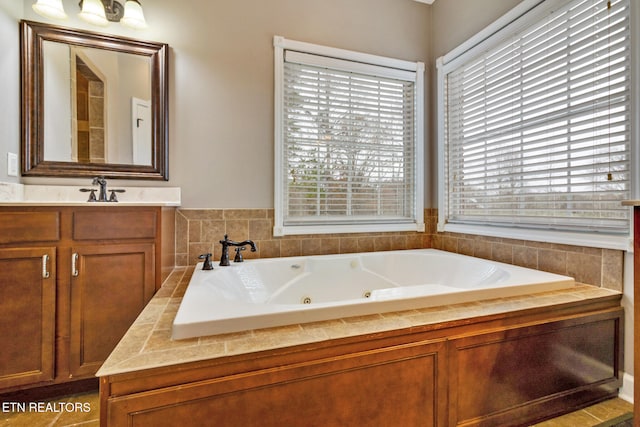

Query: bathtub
left=171, top=249, right=575, bottom=339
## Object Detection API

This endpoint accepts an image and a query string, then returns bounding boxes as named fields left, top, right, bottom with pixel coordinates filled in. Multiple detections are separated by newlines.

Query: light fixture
left=79, top=0, right=109, bottom=26
left=32, top=0, right=148, bottom=30
left=120, top=1, right=148, bottom=30
left=32, top=0, right=68, bottom=20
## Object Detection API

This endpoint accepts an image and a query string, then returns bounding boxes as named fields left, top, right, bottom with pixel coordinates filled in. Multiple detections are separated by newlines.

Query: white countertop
left=0, top=182, right=181, bottom=206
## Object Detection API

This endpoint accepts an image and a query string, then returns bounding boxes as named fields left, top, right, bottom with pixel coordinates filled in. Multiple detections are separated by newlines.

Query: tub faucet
left=219, top=234, right=257, bottom=266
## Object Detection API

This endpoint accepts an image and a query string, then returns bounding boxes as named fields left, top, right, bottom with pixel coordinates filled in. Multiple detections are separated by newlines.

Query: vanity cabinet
left=69, top=242, right=155, bottom=377
left=0, top=247, right=56, bottom=390
left=0, top=205, right=174, bottom=394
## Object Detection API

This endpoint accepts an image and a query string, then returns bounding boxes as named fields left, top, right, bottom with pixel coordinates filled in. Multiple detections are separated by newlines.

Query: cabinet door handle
left=42, top=254, right=50, bottom=279
left=72, top=253, right=79, bottom=277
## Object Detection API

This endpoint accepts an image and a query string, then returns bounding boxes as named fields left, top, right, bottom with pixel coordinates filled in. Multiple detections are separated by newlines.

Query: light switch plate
left=7, top=152, right=18, bottom=177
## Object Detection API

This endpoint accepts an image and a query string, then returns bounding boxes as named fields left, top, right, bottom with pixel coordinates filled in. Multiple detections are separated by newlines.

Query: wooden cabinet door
left=447, top=310, right=622, bottom=426
left=107, top=339, right=448, bottom=427
left=0, top=247, right=56, bottom=389
left=69, top=243, right=155, bottom=377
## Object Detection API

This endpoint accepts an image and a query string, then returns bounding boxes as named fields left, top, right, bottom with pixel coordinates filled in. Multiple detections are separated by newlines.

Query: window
left=437, top=0, right=632, bottom=249
left=274, top=37, right=424, bottom=236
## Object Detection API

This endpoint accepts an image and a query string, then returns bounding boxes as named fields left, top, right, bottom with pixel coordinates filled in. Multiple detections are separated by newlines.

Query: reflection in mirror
left=21, top=20, right=168, bottom=180
left=42, top=41, right=152, bottom=166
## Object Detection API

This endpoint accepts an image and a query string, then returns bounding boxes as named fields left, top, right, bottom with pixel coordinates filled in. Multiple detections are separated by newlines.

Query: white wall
left=0, top=0, right=21, bottom=183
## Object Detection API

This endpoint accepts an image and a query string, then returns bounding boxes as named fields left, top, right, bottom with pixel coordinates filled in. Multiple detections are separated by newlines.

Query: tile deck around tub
left=96, top=266, right=621, bottom=377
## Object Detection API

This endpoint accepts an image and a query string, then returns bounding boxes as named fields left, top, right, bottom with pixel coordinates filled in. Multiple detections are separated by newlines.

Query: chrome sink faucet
left=219, top=234, right=257, bottom=266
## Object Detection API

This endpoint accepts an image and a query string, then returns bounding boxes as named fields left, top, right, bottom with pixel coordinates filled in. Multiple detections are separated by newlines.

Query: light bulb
left=79, top=0, right=109, bottom=27
left=32, top=0, right=67, bottom=20
left=121, top=0, right=148, bottom=30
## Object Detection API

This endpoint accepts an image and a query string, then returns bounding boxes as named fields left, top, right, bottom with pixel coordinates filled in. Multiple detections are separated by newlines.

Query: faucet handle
left=234, top=247, right=246, bottom=263
left=198, top=253, right=214, bottom=270
left=108, top=189, right=126, bottom=202
left=79, top=188, right=97, bottom=202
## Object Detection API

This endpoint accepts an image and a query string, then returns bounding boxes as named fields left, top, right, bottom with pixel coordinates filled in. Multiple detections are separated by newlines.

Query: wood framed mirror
left=20, top=20, right=169, bottom=180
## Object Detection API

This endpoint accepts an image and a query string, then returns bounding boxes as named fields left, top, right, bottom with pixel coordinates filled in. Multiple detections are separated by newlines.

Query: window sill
left=274, top=222, right=425, bottom=237
left=438, top=222, right=632, bottom=252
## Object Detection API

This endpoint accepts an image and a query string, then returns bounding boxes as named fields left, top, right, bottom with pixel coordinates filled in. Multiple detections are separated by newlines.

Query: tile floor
left=532, top=398, right=633, bottom=427
left=0, top=391, right=99, bottom=426
left=0, top=391, right=632, bottom=426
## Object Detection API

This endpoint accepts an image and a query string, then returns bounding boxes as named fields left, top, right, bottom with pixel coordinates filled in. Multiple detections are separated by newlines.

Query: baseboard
left=618, top=373, right=634, bottom=403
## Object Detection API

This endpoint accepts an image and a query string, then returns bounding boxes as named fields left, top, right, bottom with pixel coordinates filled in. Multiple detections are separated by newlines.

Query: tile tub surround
left=97, top=266, right=620, bottom=377
left=176, top=208, right=432, bottom=266
left=176, top=208, right=624, bottom=290
left=432, top=232, right=625, bottom=291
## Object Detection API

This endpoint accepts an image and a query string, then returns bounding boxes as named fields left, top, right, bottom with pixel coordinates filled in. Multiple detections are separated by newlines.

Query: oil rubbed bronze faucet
left=219, top=234, right=257, bottom=266
left=79, top=177, right=126, bottom=202
left=92, top=176, right=109, bottom=202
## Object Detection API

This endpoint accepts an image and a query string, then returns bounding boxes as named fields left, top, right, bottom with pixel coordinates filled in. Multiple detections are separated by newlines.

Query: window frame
left=436, top=0, right=638, bottom=251
left=274, top=36, right=425, bottom=237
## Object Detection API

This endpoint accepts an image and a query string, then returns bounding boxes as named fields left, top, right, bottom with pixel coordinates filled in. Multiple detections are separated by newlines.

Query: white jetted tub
left=172, top=249, right=575, bottom=339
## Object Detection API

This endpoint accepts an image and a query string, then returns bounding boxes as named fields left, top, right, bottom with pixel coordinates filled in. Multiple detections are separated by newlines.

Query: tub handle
left=72, top=253, right=79, bottom=277
left=234, top=247, right=246, bottom=263
left=42, top=254, right=50, bottom=279
left=198, top=253, right=214, bottom=270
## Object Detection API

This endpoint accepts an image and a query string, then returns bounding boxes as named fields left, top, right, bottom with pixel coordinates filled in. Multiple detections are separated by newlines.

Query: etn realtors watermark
left=2, top=401, right=92, bottom=413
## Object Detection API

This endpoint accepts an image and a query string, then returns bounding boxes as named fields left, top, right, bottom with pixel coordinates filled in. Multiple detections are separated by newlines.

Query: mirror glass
left=21, top=21, right=168, bottom=180
left=42, top=42, right=153, bottom=165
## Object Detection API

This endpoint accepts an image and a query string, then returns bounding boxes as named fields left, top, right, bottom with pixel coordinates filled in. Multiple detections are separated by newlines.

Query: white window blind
left=441, top=0, right=631, bottom=236
left=274, top=37, right=424, bottom=236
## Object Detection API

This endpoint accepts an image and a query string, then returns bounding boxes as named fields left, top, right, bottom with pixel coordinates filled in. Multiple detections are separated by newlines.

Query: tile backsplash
left=432, top=231, right=623, bottom=292
left=176, top=208, right=432, bottom=266
left=176, top=208, right=623, bottom=290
